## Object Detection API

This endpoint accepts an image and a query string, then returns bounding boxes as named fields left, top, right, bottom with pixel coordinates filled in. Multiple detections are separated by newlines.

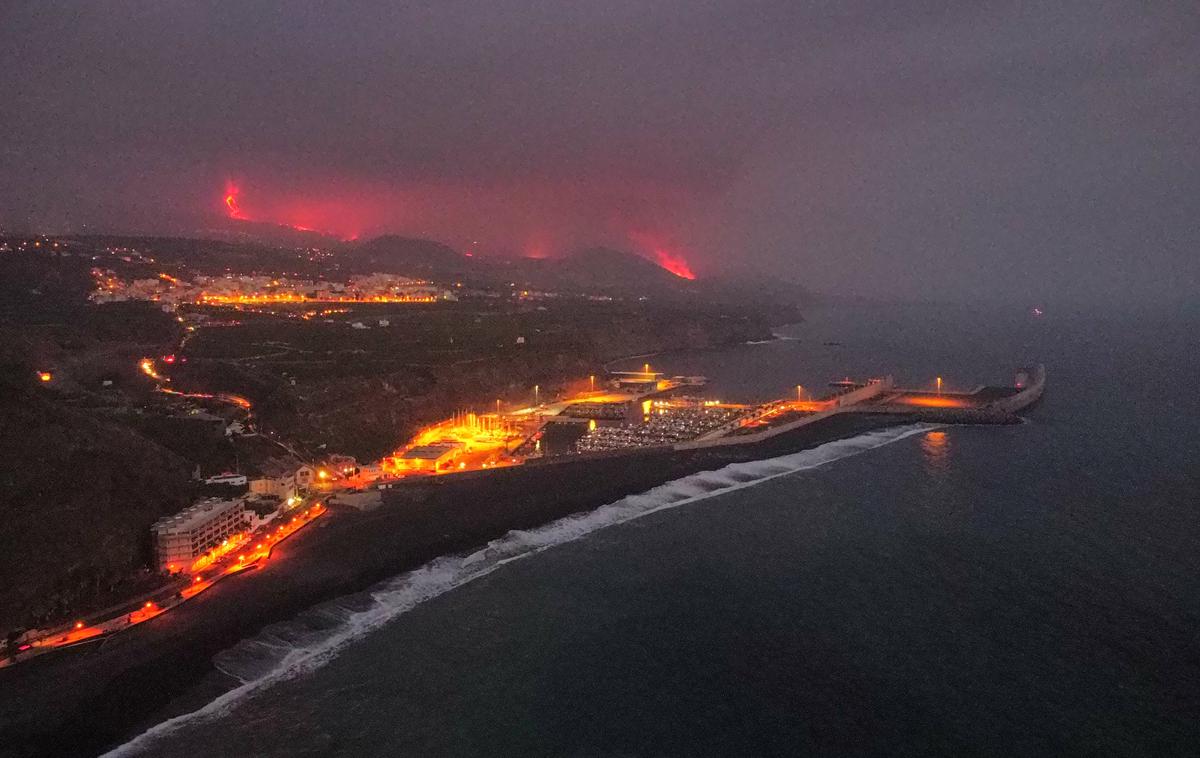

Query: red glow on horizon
left=626, top=230, right=696, bottom=280
left=223, top=182, right=246, bottom=220
left=653, top=249, right=696, bottom=279
left=220, top=180, right=352, bottom=239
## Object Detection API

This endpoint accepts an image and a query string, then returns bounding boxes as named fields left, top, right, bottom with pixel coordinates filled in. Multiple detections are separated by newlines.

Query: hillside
left=337, top=235, right=468, bottom=276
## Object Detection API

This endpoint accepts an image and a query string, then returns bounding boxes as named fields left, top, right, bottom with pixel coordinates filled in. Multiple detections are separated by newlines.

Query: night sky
left=2, top=2, right=1197, bottom=305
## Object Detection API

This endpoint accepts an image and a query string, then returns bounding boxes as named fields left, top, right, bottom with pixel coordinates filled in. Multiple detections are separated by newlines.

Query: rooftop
left=153, top=497, right=244, bottom=534
left=401, top=443, right=462, bottom=460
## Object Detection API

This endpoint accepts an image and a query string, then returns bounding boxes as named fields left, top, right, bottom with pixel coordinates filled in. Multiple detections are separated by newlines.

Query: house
left=248, top=474, right=296, bottom=501
left=295, top=464, right=315, bottom=489
left=251, top=461, right=314, bottom=499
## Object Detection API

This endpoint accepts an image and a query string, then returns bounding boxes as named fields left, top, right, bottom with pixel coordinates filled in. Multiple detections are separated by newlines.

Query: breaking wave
left=103, top=422, right=936, bottom=757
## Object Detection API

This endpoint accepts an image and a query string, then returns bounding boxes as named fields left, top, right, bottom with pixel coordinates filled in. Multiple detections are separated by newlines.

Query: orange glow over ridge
left=222, top=180, right=350, bottom=238
left=627, top=230, right=696, bottom=280
left=654, top=249, right=696, bottom=279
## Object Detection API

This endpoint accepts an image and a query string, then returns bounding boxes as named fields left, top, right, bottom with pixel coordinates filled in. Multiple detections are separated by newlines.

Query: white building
left=251, top=463, right=315, bottom=497
left=152, top=497, right=248, bottom=572
left=248, top=474, right=297, bottom=500
left=295, top=464, right=315, bottom=489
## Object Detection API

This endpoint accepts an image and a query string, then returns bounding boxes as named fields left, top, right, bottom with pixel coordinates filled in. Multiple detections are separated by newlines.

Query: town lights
left=317, top=470, right=329, bottom=480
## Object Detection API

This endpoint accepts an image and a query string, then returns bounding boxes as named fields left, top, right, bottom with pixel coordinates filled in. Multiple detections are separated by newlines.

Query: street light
left=589, top=374, right=595, bottom=391
left=936, top=376, right=942, bottom=395
left=796, top=385, right=804, bottom=402
left=534, top=384, right=539, bottom=404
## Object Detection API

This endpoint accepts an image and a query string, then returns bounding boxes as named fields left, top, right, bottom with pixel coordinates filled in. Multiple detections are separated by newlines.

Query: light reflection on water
left=920, top=429, right=950, bottom=471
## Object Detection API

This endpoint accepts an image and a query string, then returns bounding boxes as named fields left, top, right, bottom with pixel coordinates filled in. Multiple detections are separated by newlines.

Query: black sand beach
left=0, top=413, right=907, bottom=758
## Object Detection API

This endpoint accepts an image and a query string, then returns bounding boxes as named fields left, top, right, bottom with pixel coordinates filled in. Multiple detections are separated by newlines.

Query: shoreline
left=0, top=412, right=909, bottom=758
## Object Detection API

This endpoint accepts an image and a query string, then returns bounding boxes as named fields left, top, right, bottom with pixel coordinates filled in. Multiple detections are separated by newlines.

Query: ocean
left=108, top=300, right=1200, bottom=757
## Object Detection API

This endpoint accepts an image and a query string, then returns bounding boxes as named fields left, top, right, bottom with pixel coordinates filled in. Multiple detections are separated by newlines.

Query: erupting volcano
left=223, top=182, right=245, bottom=220
left=653, top=249, right=696, bottom=280
left=627, top=230, right=697, bottom=280
left=219, top=180, right=345, bottom=239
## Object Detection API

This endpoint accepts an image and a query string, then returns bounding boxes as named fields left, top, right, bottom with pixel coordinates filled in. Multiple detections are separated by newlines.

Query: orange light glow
left=895, top=395, right=971, bottom=409
left=653, top=249, right=696, bottom=279
left=37, top=371, right=52, bottom=382
left=75, top=621, right=84, bottom=630
left=197, top=292, right=437, bottom=305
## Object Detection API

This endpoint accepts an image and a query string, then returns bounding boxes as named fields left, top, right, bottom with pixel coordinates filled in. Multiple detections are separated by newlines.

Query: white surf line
left=102, top=422, right=938, bottom=757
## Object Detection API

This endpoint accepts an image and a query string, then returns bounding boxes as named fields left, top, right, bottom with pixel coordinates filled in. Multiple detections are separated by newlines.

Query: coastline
left=0, top=412, right=907, bottom=758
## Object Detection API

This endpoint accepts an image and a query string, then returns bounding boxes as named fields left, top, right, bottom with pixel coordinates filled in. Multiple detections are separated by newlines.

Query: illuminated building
left=249, top=474, right=297, bottom=500
left=152, top=497, right=248, bottom=572
left=251, top=462, right=313, bottom=497
left=295, top=465, right=315, bottom=489
left=395, top=442, right=462, bottom=472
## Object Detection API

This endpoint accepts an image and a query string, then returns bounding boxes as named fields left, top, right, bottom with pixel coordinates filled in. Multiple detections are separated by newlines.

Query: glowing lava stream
left=222, top=181, right=346, bottom=237
left=654, top=249, right=696, bottom=280
left=223, top=182, right=246, bottom=220
left=627, top=230, right=697, bottom=280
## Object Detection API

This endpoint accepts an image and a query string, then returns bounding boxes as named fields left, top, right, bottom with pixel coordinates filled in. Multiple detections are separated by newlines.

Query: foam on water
left=102, top=422, right=936, bottom=757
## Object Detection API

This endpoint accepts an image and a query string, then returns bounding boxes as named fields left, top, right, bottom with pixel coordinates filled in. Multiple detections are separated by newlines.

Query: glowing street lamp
left=589, top=375, right=595, bottom=391
left=936, top=376, right=943, bottom=395
left=534, top=384, right=539, bottom=404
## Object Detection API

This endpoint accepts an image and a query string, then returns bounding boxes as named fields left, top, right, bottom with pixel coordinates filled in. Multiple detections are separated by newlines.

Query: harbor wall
left=988, top=364, right=1045, bottom=413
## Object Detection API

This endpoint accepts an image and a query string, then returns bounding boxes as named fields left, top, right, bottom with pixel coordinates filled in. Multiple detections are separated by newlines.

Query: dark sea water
left=111, top=301, right=1200, bottom=757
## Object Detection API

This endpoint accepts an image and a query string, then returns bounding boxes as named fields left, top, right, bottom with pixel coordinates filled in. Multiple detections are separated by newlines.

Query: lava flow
left=653, top=249, right=696, bottom=280
left=223, top=182, right=246, bottom=220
